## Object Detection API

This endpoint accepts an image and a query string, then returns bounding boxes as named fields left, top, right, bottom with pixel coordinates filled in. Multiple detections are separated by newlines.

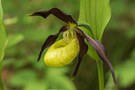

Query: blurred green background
left=2, top=0, right=135, bottom=90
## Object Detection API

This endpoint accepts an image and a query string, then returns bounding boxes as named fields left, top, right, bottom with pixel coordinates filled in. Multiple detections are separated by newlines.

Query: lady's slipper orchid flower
left=31, top=8, right=116, bottom=83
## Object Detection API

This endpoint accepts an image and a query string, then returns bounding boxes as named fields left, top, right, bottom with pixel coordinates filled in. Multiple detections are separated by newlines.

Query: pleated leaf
left=0, top=0, right=7, bottom=62
left=0, top=0, right=7, bottom=90
left=79, top=0, right=111, bottom=40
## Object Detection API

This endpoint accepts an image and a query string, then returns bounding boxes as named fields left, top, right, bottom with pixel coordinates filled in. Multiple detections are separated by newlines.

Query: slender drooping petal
left=94, top=40, right=116, bottom=84
left=85, top=35, right=116, bottom=84
left=31, top=8, right=76, bottom=24
left=72, top=32, right=88, bottom=78
left=37, top=25, right=68, bottom=62
left=76, top=28, right=116, bottom=83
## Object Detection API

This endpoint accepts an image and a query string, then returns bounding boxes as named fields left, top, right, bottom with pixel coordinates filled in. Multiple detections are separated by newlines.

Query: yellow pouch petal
left=44, top=38, right=79, bottom=67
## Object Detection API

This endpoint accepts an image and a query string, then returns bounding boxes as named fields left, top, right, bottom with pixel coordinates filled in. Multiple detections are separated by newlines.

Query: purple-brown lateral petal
left=31, top=8, right=76, bottom=24
left=85, top=34, right=116, bottom=84
left=72, top=31, right=88, bottom=78
left=37, top=25, right=68, bottom=62
left=76, top=28, right=116, bottom=84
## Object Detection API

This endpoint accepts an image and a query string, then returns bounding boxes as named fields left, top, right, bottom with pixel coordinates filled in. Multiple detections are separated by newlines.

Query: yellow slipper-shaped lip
left=44, top=38, right=79, bottom=67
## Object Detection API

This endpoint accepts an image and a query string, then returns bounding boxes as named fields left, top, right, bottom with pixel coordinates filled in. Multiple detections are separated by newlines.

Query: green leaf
left=79, top=0, right=111, bottom=40
left=0, top=23, right=7, bottom=61
left=0, top=0, right=7, bottom=62
left=0, top=1, right=7, bottom=90
left=78, top=0, right=111, bottom=60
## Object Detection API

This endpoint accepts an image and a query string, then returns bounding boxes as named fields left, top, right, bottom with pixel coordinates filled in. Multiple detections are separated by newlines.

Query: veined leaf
left=78, top=0, right=111, bottom=60
left=79, top=0, right=111, bottom=40
left=0, top=1, right=7, bottom=90
left=0, top=0, right=7, bottom=62
left=0, top=0, right=7, bottom=90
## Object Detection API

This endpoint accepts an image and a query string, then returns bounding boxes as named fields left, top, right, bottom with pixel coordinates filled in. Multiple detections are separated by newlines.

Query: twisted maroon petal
left=31, top=8, right=76, bottom=24
left=75, top=28, right=116, bottom=84
left=72, top=32, right=88, bottom=78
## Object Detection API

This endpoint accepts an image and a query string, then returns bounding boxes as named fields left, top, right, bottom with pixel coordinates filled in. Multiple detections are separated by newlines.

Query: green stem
left=97, top=60, right=104, bottom=90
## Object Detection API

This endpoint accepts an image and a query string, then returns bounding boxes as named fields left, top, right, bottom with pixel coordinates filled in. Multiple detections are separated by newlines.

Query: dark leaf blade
left=84, top=34, right=117, bottom=84
left=37, top=25, right=68, bottom=62
left=31, top=8, right=76, bottom=24
left=72, top=32, right=88, bottom=78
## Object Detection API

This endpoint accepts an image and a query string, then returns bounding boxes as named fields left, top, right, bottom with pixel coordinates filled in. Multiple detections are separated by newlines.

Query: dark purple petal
left=85, top=34, right=116, bottom=84
left=72, top=32, right=88, bottom=78
left=37, top=25, right=68, bottom=62
left=31, top=8, right=76, bottom=24
left=94, top=40, right=106, bottom=53
left=75, top=28, right=116, bottom=84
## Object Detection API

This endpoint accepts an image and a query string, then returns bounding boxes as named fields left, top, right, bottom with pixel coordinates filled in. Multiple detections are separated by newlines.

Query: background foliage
left=2, top=0, right=135, bottom=90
